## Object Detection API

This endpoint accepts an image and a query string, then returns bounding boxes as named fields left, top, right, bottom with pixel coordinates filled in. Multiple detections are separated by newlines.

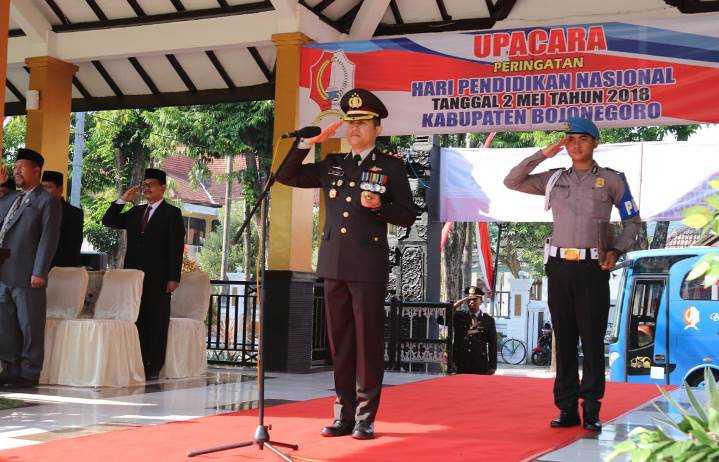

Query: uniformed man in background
left=504, top=117, right=641, bottom=432
left=449, top=286, right=497, bottom=375
left=276, top=89, right=416, bottom=440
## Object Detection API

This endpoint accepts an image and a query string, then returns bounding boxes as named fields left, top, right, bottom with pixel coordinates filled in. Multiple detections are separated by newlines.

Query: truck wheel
left=686, top=368, right=719, bottom=388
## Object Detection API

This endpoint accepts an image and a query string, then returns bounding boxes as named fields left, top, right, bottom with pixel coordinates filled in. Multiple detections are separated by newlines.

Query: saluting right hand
left=542, top=136, right=568, bottom=158
left=304, top=120, right=344, bottom=146
left=121, top=184, right=142, bottom=203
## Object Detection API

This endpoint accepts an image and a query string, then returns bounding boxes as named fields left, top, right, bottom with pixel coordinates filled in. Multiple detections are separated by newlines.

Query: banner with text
left=299, top=15, right=719, bottom=136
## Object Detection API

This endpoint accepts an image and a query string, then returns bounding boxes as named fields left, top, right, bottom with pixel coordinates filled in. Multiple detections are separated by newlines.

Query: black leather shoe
left=550, top=411, right=581, bottom=428
left=351, top=421, right=375, bottom=440
left=146, top=372, right=159, bottom=381
left=321, top=420, right=355, bottom=437
left=583, top=418, right=602, bottom=432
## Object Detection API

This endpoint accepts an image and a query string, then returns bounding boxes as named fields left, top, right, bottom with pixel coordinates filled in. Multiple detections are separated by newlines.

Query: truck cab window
left=681, top=273, right=719, bottom=301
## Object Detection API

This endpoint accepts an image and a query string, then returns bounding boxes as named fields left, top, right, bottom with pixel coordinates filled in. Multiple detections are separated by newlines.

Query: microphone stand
left=188, top=139, right=302, bottom=461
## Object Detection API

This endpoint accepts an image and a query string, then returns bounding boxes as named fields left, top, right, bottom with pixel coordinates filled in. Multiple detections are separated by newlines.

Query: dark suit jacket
left=102, top=200, right=185, bottom=289
left=0, top=187, right=61, bottom=287
left=276, top=142, right=416, bottom=283
left=51, top=199, right=84, bottom=268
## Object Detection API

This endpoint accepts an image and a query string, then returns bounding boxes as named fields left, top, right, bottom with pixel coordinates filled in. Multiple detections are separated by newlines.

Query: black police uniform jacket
left=276, top=142, right=416, bottom=283
left=452, top=311, right=497, bottom=374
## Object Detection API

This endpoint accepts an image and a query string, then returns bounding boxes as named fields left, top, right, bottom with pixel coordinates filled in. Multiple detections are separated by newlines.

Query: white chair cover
left=93, top=269, right=144, bottom=322
left=43, top=269, right=146, bottom=387
left=40, top=267, right=89, bottom=384
left=161, top=271, right=210, bottom=379
left=45, top=267, right=89, bottom=319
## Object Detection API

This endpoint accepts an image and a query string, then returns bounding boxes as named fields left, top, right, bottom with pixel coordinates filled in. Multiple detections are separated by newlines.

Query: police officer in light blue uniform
left=504, top=117, right=642, bottom=432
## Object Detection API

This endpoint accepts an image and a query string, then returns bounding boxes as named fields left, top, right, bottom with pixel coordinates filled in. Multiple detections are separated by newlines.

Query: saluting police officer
left=276, top=89, right=416, bottom=440
left=504, top=117, right=641, bottom=432
left=450, top=286, right=497, bottom=375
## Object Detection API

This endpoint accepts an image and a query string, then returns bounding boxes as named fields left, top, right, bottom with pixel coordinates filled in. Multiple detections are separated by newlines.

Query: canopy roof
left=5, top=0, right=716, bottom=115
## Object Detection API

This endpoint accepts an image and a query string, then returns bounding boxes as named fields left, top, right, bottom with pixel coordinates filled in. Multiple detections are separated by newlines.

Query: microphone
left=281, top=126, right=322, bottom=139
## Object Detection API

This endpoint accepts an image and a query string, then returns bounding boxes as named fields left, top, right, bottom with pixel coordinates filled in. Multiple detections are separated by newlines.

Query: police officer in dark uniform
left=276, top=89, right=416, bottom=440
left=450, top=286, right=497, bottom=375
left=504, top=117, right=642, bottom=432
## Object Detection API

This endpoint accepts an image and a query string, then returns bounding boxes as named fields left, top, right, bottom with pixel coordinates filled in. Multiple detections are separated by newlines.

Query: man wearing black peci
left=102, top=168, right=185, bottom=381
left=276, top=89, right=416, bottom=440
left=41, top=171, right=84, bottom=268
left=448, top=286, right=497, bottom=375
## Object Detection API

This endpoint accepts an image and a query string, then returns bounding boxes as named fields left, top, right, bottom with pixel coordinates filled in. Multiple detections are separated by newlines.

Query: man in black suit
left=102, top=168, right=185, bottom=380
left=449, top=286, right=497, bottom=375
left=276, top=89, right=416, bottom=440
left=41, top=171, right=84, bottom=268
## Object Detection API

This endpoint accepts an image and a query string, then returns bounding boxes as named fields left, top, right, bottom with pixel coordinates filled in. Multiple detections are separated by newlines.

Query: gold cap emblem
left=348, top=93, right=363, bottom=109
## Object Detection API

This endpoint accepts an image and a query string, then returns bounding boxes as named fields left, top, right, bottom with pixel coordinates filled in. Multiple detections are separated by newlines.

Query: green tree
left=197, top=206, right=255, bottom=279
left=82, top=110, right=156, bottom=266
left=144, top=101, right=274, bottom=279
left=2, top=116, right=27, bottom=157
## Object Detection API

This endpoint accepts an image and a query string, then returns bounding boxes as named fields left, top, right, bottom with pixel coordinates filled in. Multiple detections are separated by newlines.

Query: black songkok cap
left=42, top=170, right=63, bottom=187
left=464, top=286, right=485, bottom=297
left=144, top=168, right=167, bottom=185
left=16, top=148, right=44, bottom=168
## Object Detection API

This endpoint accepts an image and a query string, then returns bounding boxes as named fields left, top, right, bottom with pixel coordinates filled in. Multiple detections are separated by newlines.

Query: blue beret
left=565, top=117, right=599, bottom=139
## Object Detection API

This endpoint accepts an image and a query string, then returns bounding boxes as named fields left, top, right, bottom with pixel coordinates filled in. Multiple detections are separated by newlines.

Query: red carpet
left=0, top=375, right=666, bottom=462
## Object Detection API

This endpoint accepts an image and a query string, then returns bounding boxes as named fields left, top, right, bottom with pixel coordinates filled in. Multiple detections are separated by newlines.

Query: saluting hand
left=305, top=120, right=344, bottom=146
left=121, top=184, right=142, bottom=203
left=542, top=136, right=568, bottom=158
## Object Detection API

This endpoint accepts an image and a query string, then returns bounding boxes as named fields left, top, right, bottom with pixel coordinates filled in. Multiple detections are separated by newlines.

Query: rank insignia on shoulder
left=595, top=177, right=605, bottom=187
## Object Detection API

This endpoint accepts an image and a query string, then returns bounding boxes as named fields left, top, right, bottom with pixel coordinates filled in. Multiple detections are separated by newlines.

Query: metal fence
left=205, top=280, right=453, bottom=372
left=206, top=280, right=258, bottom=366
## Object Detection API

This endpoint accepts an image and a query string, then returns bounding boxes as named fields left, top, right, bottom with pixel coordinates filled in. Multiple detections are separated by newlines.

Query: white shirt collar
left=352, top=145, right=375, bottom=162
left=146, top=199, right=163, bottom=209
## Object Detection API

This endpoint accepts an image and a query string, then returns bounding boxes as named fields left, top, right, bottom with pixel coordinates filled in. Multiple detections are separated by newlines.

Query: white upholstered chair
left=161, top=271, right=210, bottom=379
left=39, top=267, right=89, bottom=384
left=44, top=269, right=145, bottom=387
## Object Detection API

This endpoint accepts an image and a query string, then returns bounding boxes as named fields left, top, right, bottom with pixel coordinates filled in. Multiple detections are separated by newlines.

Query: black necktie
left=140, top=205, right=151, bottom=233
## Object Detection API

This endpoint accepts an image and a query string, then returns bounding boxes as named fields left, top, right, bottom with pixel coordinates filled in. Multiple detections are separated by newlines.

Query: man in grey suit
left=0, top=148, right=61, bottom=388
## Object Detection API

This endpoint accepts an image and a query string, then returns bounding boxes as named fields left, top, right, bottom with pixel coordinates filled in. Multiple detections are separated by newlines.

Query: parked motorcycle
left=531, top=323, right=552, bottom=367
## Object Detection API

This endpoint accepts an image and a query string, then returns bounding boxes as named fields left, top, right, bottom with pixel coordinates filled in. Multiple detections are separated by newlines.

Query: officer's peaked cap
left=340, top=88, right=388, bottom=121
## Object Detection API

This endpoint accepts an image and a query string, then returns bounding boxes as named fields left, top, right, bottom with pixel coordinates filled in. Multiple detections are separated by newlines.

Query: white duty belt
left=548, top=245, right=599, bottom=261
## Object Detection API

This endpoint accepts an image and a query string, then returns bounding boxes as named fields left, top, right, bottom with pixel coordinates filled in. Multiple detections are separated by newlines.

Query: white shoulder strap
left=544, top=169, right=564, bottom=211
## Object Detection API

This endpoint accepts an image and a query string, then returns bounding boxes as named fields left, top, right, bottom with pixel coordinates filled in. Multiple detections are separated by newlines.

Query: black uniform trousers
left=546, top=256, right=609, bottom=418
left=137, top=276, right=171, bottom=376
left=324, top=278, right=386, bottom=424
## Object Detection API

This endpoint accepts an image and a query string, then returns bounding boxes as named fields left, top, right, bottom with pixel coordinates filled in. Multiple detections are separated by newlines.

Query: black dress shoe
left=550, top=411, right=581, bottom=428
left=321, top=420, right=355, bottom=437
left=145, top=371, right=159, bottom=381
left=351, top=421, right=375, bottom=440
left=583, top=418, right=602, bottom=432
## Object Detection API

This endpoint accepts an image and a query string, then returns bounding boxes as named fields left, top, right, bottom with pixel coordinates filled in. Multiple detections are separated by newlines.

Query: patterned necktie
left=0, top=192, right=26, bottom=246
left=140, top=205, right=152, bottom=233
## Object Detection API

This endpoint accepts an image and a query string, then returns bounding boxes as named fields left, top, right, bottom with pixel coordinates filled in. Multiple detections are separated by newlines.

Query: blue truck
left=606, top=247, right=719, bottom=387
